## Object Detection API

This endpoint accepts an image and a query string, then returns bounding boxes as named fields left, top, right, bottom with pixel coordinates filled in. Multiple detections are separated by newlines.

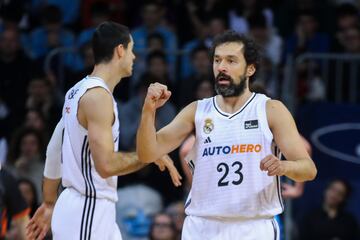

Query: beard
left=214, top=72, right=247, bottom=97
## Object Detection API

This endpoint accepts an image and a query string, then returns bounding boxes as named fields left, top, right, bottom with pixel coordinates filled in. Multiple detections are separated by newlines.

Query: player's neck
left=217, top=89, right=253, bottom=114
left=90, top=64, right=122, bottom=92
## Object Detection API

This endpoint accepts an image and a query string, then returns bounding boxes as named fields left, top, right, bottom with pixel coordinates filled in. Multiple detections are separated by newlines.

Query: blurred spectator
left=165, top=201, right=185, bottom=239
left=148, top=32, right=166, bottom=53
left=131, top=1, right=177, bottom=87
left=149, top=212, right=177, bottom=240
left=81, top=0, right=125, bottom=28
left=0, top=26, right=35, bottom=136
left=327, top=25, right=360, bottom=102
left=77, top=2, right=111, bottom=50
left=27, top=5, right=75, bottom=60
left=180, top=15, right=226, bottom=79
left=7, top=128, right=45, bottom=201
left=336, top=3, right=359, bottom=31
left=337, top=25, right=360, bottom=53
left=31, top=0, right=80, bottom=26
left=248, top=12, right=282, bottom=66
left=116, top=184, right=163, bottom=240
left=0, top=0, right=28, bottom=30
left=228, top=0, right=274, bottom=34
left=300, top=179, right=359, bottom=240
left=66, top=2, right=110, bottom=76
left=178, top=0, right=229, bottom=44
left=118, top=73, right=176, bottom=151
left=18, top=178, right=39, bottom=218
left=178, top=45, right=212, bottom=108
left=26, top=77, right=62, bottom=129
left=0, top=168, right=30, bottom=240
left=284, top=10, right=331, bottom=58
left=146, top=51, right=173, bottom=88
left=24, top=108, right=50, bottom=143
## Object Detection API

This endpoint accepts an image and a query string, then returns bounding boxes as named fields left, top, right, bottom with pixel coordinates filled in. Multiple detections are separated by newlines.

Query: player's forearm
left=42, top=177, right=61, bottom=206
left=109, top=151, right=148, bottom=176
left=283, top=158, right=317, bottom=182
left=137, top=107, right=162, bottom=163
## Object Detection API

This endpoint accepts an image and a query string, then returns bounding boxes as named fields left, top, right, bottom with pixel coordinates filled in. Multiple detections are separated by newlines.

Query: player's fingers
left=266, top=161, right=280, bottom=172
left=28, top=225, right=40, bottom=240
left=262, top=158, right=277, bottom=170
left=268, top=168, right=281, bottom=176
left=260, top=155, right=272, bottom=170
left=39, top=225, right=49, bottom=240
left=166, top=163, right=182, bottom=187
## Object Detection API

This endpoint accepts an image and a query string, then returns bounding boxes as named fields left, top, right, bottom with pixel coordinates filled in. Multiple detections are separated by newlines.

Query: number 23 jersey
left=185, top=93, right=284, bottom=219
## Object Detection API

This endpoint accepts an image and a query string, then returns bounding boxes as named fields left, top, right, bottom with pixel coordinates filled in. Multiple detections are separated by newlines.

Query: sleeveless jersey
left=184, top=93, right=283, bottom=219
left=61, top=76, right=119, bottom=202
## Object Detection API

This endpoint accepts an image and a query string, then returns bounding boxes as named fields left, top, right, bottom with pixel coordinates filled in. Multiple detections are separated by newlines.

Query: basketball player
left=27, top=21, right=181, bottom=240
left=136, top=30, right=317, bottom=239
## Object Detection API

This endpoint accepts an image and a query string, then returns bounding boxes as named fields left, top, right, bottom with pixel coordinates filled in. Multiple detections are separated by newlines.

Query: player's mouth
left=216, top=74, right=232, bottom=85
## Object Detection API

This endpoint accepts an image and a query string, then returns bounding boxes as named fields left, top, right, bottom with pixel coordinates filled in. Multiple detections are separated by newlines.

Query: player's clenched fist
left=144, top=82, right=172, bottom=109
left=260, top=154, right=286, bottom=176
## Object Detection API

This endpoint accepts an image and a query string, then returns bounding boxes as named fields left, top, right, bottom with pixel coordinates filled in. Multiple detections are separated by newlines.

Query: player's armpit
left=266, top=100, right=317, bottom=182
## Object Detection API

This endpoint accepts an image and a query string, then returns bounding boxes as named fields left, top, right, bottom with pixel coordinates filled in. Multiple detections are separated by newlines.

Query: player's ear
left=115, top=44, right=125, bottom=59
left=246, top=64, right=256, bottom=77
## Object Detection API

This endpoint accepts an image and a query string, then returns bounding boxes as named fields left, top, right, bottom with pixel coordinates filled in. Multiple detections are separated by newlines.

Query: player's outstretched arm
left=137, top=83, right=196, bottom=163
left=260, top=100, right=317, bottom=182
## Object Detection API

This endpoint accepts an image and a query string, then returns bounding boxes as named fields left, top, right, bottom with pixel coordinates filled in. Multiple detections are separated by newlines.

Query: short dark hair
left=92, top=21, right=131, bottom=64
left=211, top=30, right=261, bottom=81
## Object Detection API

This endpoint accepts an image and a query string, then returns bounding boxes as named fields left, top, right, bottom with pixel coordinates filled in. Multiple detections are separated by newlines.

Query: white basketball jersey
left=61, top=76, right=119, bottom=202
left=185, top=93, right=283, bottom=219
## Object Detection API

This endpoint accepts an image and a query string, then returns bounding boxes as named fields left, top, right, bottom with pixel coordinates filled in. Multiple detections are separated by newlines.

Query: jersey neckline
left=212, top=93, right=257, bottom=119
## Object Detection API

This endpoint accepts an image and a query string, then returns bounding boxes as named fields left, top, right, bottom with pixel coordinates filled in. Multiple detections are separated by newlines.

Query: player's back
left=61, top=76, right=119, bottom=202
left=185, top=93, right=283, bottom=219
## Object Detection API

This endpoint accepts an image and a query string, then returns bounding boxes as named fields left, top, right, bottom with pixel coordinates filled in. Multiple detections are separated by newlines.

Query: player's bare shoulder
left=78, top=87, right=114, bottom=126
left=265, top=99, right=293, bottom=128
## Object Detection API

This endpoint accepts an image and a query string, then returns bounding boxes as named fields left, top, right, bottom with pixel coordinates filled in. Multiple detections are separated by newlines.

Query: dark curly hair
left=211, top=30, right=262, bottom=81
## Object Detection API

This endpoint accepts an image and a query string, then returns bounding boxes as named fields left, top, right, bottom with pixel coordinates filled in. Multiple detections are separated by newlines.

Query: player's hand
left=26, top=203, right=54, bottom=240
left=145, top=83, right=172, bottom=110
left=154, top=155, right=182, bottom=187
left=260, top=154, right=286, bottom=176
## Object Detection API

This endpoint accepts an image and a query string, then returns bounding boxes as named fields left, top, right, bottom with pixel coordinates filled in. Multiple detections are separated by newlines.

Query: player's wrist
left=142, top=100, right=157, bottom=113
left=281, top=161, right=294, bottom=177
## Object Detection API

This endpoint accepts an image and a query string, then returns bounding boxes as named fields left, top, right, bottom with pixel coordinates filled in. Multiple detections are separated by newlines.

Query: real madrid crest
left=203, top=118, right=214, bottom=134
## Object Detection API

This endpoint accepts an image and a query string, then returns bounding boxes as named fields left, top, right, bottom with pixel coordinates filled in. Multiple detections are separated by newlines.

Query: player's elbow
left=137, top=150, right=157, bottom=163
left=307, top=165, right=317, bottom=181
left=96, top=163, right=113, bottom=178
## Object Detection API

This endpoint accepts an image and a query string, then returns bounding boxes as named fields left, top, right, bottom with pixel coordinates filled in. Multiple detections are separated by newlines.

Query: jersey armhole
left=259, top=98, right=273, bottom=142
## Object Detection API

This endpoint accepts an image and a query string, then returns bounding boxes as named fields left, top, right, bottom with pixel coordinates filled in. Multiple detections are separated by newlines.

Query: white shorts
left=182, top=215, right=280, bottom=240
left=52, top=188, right=122, bottom=240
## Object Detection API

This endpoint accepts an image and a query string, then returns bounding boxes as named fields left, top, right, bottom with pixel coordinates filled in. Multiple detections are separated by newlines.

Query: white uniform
left=183, top=93, right=282, bottom=240
left=52, top=76, right=122, bottom=240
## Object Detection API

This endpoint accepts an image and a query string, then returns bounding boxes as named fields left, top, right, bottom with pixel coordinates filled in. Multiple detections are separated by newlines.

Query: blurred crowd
left=0, top=0, right=360, bottom=239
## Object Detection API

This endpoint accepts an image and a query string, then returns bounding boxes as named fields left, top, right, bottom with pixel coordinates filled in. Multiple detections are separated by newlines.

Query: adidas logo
left=204, top=137, right=212, bottom=144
